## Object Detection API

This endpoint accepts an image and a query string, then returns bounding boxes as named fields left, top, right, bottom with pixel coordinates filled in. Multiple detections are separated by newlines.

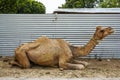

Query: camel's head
left=94, top=26, right=114, bottom=40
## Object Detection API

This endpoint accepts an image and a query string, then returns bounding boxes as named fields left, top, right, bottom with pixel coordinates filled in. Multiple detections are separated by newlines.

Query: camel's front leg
left=59, top=58, right=85, bottom=70
left=73, top=60, right=90, bottom=67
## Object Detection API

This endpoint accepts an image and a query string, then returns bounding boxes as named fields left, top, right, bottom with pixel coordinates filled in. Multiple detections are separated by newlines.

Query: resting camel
left=10, top=26, right=114, bottom=70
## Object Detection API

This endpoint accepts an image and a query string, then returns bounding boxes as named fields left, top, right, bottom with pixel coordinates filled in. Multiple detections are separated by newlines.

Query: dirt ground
left=0, top=56, right=120, bottom=78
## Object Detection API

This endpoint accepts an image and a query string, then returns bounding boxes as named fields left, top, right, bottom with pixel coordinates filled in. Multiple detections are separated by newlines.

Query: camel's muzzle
left=110, top=28, right=115, bottom=34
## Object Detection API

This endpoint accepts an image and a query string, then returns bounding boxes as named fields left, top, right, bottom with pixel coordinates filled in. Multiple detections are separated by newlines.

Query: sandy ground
left=0, top=56, right=120, bottom=79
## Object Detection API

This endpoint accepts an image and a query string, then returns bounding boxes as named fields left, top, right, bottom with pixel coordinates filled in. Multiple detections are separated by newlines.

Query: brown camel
left=10, top=26, right=114, bottom=70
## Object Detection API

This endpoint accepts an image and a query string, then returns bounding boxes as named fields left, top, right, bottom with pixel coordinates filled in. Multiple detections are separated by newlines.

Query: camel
left=10, top=26, right=114, bottom=70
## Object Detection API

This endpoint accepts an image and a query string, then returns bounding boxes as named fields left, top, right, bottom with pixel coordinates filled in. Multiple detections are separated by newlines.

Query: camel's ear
left=96, top=26, right=102, bottom=31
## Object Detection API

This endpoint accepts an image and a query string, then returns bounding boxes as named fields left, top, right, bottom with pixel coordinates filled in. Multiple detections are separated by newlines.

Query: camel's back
left=27, top=36, right=72, bottom=67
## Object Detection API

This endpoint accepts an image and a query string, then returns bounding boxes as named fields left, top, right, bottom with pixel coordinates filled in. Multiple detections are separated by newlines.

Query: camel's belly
left=34, top=55, right=58, bottom=67
left=27, top=46, right=60, bottom=67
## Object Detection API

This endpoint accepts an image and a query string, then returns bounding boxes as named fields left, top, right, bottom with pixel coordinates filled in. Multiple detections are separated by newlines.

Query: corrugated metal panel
left=0, top=14, right=120, bottom=58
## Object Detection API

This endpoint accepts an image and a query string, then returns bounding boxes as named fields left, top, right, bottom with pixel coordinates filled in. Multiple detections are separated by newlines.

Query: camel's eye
left=100, top=30, right=104, bottom=33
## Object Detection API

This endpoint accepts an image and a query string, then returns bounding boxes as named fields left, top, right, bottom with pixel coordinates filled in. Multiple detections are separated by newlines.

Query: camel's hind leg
left=9, top=60, right=22, bottom=67
left=12, top=42, right=41, bottom=68
left=13, top=48, right=31, bottom=68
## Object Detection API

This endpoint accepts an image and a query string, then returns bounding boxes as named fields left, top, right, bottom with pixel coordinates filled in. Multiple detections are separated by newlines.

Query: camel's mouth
left=109, top=29, right=115, bottom=34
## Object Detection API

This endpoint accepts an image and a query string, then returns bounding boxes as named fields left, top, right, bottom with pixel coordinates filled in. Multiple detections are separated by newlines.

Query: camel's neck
left=70, top=36, right=100, bottom=57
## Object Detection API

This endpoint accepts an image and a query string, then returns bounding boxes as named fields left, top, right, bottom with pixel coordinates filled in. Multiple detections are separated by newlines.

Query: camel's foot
left=9, top=60, right=31, bottom=68
left=73, top=60, right=90, bottom=67
left=9, top=60, right=22, bottom=67
left=73, top=64, right=85, bottom=70
left=59, top=63, right=85, bottom=70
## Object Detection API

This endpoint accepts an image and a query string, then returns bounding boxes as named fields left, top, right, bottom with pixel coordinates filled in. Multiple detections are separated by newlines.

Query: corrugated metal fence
left=0, top=14, right=120, bottom=58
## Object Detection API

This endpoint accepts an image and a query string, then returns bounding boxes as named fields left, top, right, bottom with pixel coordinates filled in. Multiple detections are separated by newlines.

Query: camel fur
left=10, top=26, right=114, bottom=70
